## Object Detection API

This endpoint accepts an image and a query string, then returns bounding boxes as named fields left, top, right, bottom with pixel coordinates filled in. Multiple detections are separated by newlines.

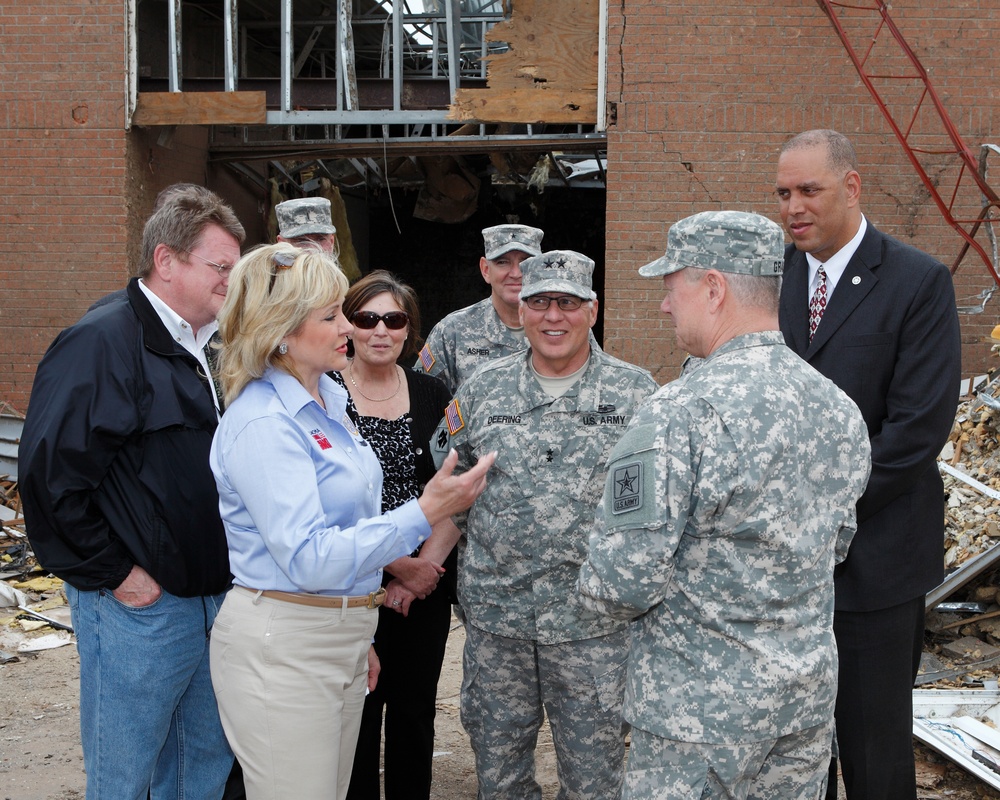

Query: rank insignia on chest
left=418, top=343, right=436, bottom=372
left=445, top=399, right=465, bottom=435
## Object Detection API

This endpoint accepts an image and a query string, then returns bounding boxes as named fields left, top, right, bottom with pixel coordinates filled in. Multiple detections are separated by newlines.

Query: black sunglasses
left=350, top=310, right=409, bottom=330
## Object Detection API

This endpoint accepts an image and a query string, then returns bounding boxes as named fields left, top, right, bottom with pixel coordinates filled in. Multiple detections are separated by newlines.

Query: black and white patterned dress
left=330, top=370, right=418, bottom=513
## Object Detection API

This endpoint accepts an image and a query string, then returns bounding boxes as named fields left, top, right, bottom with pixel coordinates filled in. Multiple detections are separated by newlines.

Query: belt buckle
left=367, top=587, right=387, bottom=609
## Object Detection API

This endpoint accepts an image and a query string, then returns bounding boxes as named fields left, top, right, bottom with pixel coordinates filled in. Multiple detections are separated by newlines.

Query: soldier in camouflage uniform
left=275, top=196, right=338, bottom=254
left=416, top=224, right=544, bottom=394
left=578, top=211, right=872, bottom=799
left=431, top=250, right=657, bottom=800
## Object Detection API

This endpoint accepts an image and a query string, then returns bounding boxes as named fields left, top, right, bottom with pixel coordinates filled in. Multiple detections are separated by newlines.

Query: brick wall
left=3, top=0, right=998, bottom=410
left=604, top=0, right=1000, bottom=386
left=0, top=1, right=130, bottom=411
left=0, top=1, right=260, bottom=412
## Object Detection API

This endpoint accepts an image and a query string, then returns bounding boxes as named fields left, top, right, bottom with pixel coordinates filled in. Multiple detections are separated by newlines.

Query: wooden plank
left=132, top=91, right=267, bottom=126
left=449, top=0, right=598, bottom=125
left=450, top=88, right=596, bottom=124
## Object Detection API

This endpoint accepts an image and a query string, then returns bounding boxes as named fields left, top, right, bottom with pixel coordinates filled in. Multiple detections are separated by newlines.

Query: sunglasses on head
left=268, top=251, right=297, bottom=293
left=350, top=310, right=409, bottom=330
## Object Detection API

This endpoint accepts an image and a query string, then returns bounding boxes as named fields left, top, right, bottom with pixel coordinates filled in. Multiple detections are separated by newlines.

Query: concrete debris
left=942, top=636, right=1000, bottom=663
left=915, top=351, right=1000, bottom=789
left=913, top=689, right=1000, bottom=790
left=0, top=473, right=75, bottom=653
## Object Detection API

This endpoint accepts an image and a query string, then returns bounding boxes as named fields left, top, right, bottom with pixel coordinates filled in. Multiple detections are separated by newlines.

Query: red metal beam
left=815, top=0, right=1000, bottom=284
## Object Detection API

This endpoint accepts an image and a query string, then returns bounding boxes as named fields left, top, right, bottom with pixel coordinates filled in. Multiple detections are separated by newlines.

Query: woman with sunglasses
left=329, top=270, right=462, bottom=800
left=208, top=246, right=493, bottom=800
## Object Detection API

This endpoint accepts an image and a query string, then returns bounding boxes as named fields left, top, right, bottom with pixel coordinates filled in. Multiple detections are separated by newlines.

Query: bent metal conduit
left=815, top=0, right=1000, bottom=285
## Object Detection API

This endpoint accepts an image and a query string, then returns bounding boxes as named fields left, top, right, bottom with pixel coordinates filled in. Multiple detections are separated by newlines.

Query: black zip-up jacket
left=18, top=279, right=231, bottom=596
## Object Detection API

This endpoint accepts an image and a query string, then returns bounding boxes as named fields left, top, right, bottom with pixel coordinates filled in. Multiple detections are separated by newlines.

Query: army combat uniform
left=416, top=223, right=544, bottom=395
left=579, top=331, right=871, bottom=798
left=433, top=346, right=657, bottom=800
left=417, top=298, right=525, bottom=395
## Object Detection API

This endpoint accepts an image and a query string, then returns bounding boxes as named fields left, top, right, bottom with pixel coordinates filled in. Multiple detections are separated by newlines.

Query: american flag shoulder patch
left=418, top=344, right=436, bottom=372
left=445, top=399, right=464, bottom=435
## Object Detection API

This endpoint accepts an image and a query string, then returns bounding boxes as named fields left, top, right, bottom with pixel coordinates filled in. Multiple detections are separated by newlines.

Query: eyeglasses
left=350, top=310, right=410, bottom=330
left=180, top=248, right=236, bottom=278
left=523, top=295, right=587, bottom=312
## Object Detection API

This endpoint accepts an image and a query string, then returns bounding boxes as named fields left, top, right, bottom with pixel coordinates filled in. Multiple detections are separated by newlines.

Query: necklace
left=349, top=362, right=402, bottom=402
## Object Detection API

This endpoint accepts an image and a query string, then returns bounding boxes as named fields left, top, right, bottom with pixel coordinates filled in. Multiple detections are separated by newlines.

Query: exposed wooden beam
left=133, top=91, right=268, bottom=126
left=449, top=88, right=596, bottom=124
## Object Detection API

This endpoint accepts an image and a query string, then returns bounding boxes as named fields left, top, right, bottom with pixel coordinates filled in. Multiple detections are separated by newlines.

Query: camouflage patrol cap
left=519, top=250, right=598, bottom=300
left=482, top=224, right=544, bottom=260
left=276, top=197, right=337, bottom=239
left=639, top=210, right=784, bottom=278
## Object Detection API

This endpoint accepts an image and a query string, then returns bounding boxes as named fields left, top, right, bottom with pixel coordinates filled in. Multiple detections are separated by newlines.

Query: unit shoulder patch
left=611, top=461, right=643, bottom=514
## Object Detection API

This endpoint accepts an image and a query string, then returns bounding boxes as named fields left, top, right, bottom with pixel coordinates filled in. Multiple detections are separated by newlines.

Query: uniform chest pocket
left=553, top=422, right=629, bottom=505
left=472, top=426, right=532, bottom=514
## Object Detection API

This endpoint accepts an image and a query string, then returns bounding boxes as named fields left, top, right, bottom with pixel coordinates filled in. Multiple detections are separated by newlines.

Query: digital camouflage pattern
left=415, top=224, right=542, bottom=394
left=519, top=250, right=598, bottom=301
left=639, top=210, right=785, bottom=278
left=432, top=347, right=657, bottom=644
left=481, top=223, right=544, bottom=260
left=579, top=331, right=871, bottom=744
left=416, top=298, right=525, bottom=395
left=275, top=197, right=337, bottom=239
left=624, top=723, right=832, bottom=799
left=461, top=625, right=629, bottom=800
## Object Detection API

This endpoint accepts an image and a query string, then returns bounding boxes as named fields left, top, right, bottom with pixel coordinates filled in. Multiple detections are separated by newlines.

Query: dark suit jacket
left=779, top=222, right=961, bottom=612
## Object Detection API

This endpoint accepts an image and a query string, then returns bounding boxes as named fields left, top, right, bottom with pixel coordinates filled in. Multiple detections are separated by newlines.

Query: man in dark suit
left=776, top=129, right=961, bottom=800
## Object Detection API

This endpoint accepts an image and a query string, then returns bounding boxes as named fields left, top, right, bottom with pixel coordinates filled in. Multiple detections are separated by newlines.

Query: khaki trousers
left=210, top=586, right=378, bottom=800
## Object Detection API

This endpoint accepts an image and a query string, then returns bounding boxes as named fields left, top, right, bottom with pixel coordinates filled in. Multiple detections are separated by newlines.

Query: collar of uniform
left=517, top=346, right=599, bottom=409
left=702, top=330, right=787, bottom=365
left=483, top=298, right=518, bottom=345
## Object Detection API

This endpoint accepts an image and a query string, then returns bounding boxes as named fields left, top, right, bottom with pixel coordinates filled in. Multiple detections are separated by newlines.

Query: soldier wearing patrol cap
left=276, top=196, right=338, bottom=255
left=431, top=249, right=657, bottom=800
left=578, top=210, right=872, bottom=799
left=416, top=223, right=544, bottom=394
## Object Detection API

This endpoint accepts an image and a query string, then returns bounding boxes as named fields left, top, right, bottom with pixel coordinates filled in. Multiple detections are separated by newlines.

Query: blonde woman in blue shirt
left=208, top=243, right=494, bottom=800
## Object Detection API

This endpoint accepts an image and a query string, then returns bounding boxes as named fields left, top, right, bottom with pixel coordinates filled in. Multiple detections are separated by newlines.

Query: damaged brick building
left=2, top=0, right=999, bottom=411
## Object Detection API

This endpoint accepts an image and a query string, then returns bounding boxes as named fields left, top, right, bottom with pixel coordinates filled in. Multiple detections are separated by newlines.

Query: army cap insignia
left=482, top=224, right=544, bottom=260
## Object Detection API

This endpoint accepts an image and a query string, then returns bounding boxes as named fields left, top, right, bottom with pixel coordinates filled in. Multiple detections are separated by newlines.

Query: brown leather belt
left=236, top=585, right=386, bottom=609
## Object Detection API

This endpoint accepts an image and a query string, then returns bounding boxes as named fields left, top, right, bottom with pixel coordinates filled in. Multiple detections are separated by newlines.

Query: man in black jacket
left=19, top=185, right=245, bottom=800
left=776, top=129, right=961, bottom=799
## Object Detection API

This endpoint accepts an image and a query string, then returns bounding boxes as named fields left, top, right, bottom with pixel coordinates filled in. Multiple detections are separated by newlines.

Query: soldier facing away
left=579, top=210, right=872, bottom=799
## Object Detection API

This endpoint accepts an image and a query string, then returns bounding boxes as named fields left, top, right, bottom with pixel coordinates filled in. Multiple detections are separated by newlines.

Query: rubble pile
left=943, top=394, right=1000, bottom=569
left=921, top=353, right=1000, bottom=693
left=0, top=475, right=72, bottom=660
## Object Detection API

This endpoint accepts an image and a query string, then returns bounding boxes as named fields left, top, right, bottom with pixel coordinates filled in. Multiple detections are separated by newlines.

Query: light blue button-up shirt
left=210, top=367, right=430, bottom=596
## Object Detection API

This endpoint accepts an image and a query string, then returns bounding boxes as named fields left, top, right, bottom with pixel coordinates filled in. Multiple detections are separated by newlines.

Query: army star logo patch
left=612, top=462, right=642, bottom=514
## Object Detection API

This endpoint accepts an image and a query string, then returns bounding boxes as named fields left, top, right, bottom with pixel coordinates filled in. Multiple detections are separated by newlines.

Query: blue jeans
left=66, top=584, right=233, bottom=800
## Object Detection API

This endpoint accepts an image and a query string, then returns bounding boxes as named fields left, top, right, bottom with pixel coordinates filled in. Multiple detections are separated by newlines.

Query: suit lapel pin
left=852, top=276, right=861, bottom=285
